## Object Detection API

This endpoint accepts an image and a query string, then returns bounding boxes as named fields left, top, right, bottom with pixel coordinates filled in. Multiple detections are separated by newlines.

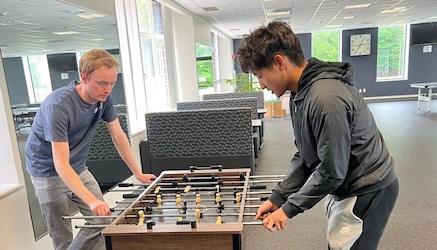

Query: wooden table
left=102, top=168, right=250, bottom=250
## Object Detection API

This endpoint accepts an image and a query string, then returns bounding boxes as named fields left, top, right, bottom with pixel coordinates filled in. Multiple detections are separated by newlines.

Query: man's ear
left=79, top=72, right=88, bottom=83
left=274, top=55, right=286, bottom=70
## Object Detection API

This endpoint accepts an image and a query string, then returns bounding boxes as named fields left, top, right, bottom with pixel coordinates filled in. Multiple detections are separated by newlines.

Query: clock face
left=350, top=34, right=371, bottom=56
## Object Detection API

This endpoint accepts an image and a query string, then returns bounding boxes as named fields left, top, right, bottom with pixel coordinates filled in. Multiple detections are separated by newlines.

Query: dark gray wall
left=3, top=57, right=30, bottom=105
left=297, top=33, right=312, bottom=61
left=232, top=23, right=437, bottom=98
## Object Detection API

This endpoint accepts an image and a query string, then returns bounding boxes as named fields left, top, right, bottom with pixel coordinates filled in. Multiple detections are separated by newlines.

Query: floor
left=24, top=99, right=437, bottom=249
left=243, top=100, right=437, bottom=250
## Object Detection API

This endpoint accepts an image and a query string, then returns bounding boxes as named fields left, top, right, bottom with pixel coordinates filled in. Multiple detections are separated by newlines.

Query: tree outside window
left=312, top=30, right=340, bottom=62
left=376, top=25, right=407, bottom=81
left=195, top=43, right=214, bottom=89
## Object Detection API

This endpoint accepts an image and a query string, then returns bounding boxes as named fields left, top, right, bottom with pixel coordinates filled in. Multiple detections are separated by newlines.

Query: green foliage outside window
left=195, top=43, right=214, bottom=89
left=226, top=73, right=261, bottom=92
left=312, top=30, right=340, bottom=62
left=377, top=25, right=406, bottom=79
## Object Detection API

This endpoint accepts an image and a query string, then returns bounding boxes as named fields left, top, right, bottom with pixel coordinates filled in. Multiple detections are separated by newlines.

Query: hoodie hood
left=295, top=58, right=354, bottom=100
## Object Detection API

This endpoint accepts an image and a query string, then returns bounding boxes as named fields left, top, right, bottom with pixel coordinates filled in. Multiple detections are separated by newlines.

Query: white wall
left=0, top=50, right=37, bottom=249
left=217, top=34, right=235, bottom=92
left=171, top=11, right=199, bottom=101
left=193, top=16, right=212, bottom=46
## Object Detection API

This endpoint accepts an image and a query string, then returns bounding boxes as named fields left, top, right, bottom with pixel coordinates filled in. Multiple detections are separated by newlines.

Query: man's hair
left=237, top=21, right=305, bottom=73
left=79, top=49, right=118, bottom=76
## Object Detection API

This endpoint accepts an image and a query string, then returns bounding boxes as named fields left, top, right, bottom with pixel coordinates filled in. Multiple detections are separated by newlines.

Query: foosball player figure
left=182, top=201, right=188, bottom=214
left=156, top=194, right=162, bottom=207
left=176, top=193, right=182, bottom=207
left=215, top=185, right=221, bottom=193
left=235, top=192, right=241, bottom=206
left=239, top=172, right=245, bottom=181
left=216, top=215, right=223, bottom=224
left=154, top=186, right=161, bottom=194
left=195, top=193, right=201, bottom=206
left=215, top=193, right=221, bottom=204
left=137, top=210, right=145, bottom=225
left=216, top=201, right=224, bottom=213
left=182, top=174, right=189, bottom=182
left=184, top=185, right=191, bottom=193
left=145, top=203, right=154, bottom=214
left=195, top=208, right=202, bottom=223
left=146, top=220, right=156, bottom=229
left=211, top=173, right=217, bottom=181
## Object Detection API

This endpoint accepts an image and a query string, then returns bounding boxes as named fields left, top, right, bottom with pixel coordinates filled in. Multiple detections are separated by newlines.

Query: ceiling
left=173, top=0, right=437, bottom=38
left=0, top=0, right=119, bottom=58
left=0, top=0, right=436, bottom=58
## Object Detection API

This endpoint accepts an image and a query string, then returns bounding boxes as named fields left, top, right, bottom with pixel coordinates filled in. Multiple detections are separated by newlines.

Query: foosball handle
left=123, top=193, right=139, bottom=199
left=190, top=165, right=223, bottom=172
left=118, top=183, right=134, bottom=187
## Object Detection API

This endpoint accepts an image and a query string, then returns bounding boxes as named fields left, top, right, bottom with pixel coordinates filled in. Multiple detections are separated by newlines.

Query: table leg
left=417, top=88, right=422, bottom=110
left=428, top=88, right=432, bottom=112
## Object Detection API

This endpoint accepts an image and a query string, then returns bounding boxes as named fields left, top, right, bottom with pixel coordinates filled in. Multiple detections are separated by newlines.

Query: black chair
left=176, top=97, right=261, bottom=158
left=86, top=114, right=132, bottom=192
left=140, top=108, right=254, bottom=175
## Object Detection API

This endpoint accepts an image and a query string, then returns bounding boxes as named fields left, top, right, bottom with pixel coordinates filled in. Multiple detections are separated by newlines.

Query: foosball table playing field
left=64, top=166, right=284, bottom=250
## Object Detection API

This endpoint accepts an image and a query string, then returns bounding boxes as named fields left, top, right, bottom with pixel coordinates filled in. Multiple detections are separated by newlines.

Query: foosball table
left=65, top=166, right=284, bottom=250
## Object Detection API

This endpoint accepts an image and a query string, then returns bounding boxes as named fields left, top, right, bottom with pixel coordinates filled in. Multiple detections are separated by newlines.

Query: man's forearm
left=55, top=163, right=98, bottom=205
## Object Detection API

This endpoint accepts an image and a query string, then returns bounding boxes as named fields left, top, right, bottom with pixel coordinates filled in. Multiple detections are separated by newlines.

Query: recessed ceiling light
left=203, top=7, right=218, bottom=11
left=344, top=3, right=371, bottom=9
left=52, top=31, right=79, bottom=35
left=381, top=7, right=407, bottom=14
left=325, top=24, right=342, bottom=28
left=77, top=13, right=104, bottom=19
left=267, top=10, right=291, bottom=17
left=343, top=16, right=355, bottom=19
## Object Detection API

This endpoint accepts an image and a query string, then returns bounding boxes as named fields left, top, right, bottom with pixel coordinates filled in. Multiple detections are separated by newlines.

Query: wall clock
left=350, top=34, right=371, bottom=56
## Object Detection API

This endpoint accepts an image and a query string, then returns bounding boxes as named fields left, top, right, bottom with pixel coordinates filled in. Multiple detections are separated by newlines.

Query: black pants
left=350, top=178, right=399, bottom=250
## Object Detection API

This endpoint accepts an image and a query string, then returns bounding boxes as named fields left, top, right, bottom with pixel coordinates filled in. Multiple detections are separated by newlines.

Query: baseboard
left=364, top=94, right=424, bottom=102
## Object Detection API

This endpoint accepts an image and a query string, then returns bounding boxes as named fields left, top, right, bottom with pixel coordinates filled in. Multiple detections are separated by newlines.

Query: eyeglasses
left=95, top=81, right=116, bottom=88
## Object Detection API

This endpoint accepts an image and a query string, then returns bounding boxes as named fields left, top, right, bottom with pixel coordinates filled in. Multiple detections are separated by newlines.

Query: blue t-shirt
left=25, top=81, right=118, bottom=177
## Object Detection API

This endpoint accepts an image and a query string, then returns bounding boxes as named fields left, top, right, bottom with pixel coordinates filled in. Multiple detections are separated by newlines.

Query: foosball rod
left=74, top=220, right=264, bottom=229
left=116, top=179, right=281, bottom=190
left=63, top=212, right=257, bottom=220
left=110, top=204, right=260, bottom=212
left=116, top=190, right=273, bottom=200
left=152, top=179, right=283, bottom=186
left=116, top=196, right=268, bottom=205
left=158, top=174, right=286, bottom=182
left=108, top=184, right=270, bottom=193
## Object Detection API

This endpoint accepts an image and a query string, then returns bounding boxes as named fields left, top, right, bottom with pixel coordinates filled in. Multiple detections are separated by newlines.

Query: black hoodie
left=270, top=58, right=397, bottom=218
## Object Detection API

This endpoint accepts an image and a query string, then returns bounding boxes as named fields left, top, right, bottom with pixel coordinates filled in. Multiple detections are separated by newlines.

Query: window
left=376, top=25, right=407, bottom=81
left=312, top=30, right=340, bottom=61
left=196, top=43, right=214, bottom=96
left=23, top=55, right=52, bottom=103
left=137, top=0, right=170, bottom=112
